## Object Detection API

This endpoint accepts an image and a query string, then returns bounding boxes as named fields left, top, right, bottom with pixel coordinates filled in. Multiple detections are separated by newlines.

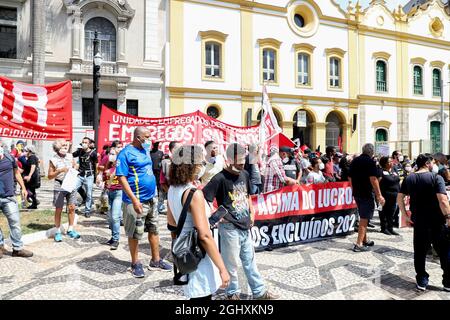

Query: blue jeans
left=219, top=223, right=266, bottom=297
left=75, top=175, right=94, bottom=214
left=108, top=189, right=123, bottom=242
left=0, top=197, right=23, bottom=250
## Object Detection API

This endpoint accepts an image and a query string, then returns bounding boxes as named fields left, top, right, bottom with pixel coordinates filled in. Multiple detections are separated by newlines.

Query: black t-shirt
left=73, top=148, right=98, bottom=176
left=0, top=155, right=17, bottom=198
left=349, top=154, right=378, bottom=199
left=400, top=172, right=446, bottom=226
left=379, top=170, right=400, bottom=197
left=24, top=155, right=39, bottom=186
left=202, top=169, right=252, bottom=230
left=283, top=158, right=301, bottom=180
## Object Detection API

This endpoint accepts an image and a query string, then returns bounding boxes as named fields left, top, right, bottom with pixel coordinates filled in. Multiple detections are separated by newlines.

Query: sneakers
left=416, top=277, right=428, bottom=291
left=67, top=230, right=81, bottom=239
left=148, top=259, right=173, bottom=272
left=368, top=222, right=376, bottom=229
left=12, top=249, right=33, bottom=258
left=227, top=293, right=241, bottom=300
left=381, top=229, right=393, bottom=235
left=363, top=240, right=375, bottom=247
left=84, top=213, right=91, bottom=218
left=128, top=263, right=145, bottom=278
left=105, top=238, right=115, bottom=246
left=353, top=244, right=370, bottom=252
left=54, top=232, right=63, bottom=242
left=444, top=286, right=450, bottom=292
left=110, top=241, right=119, bottom=250
left=254, top=290, right=280, bottom=300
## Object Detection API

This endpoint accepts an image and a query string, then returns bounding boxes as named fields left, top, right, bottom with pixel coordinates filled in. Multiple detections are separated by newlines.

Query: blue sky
left=336, top=0, right=411, bottom=11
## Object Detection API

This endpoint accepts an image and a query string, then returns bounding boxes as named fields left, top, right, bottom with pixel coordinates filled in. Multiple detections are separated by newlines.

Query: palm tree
left=31, top=0, right=46, bottom=170
left=32, top=0, right=45, bottom=84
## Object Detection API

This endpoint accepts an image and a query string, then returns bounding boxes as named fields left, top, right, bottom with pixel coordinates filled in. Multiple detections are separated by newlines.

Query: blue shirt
left=116, top=145, right=156, bottom=204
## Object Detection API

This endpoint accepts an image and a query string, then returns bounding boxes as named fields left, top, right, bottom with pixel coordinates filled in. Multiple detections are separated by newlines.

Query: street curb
left=4, top=214, right=79, bottom=247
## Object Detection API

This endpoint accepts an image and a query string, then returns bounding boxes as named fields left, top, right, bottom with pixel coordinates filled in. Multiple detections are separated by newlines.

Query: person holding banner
left=263, top=146, right=297, bottom=193
left=203, top=143, right=279, bottom=300
left=116, top=127, right=172, bottom=278
left=48, top=139, right=81, bottom=242
left=349, top=143, right=385, bottom=252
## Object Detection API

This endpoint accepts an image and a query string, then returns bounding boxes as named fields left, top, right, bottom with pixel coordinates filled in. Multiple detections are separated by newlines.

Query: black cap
left=279, top=146, right=292, bottom=153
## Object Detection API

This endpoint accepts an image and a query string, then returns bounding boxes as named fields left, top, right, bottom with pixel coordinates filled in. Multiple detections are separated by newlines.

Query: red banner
left=0, top=76, right=72, bottom=141
left=99, top=105, right=293, bottom=153
left=251, top=182, right=357, bottom=221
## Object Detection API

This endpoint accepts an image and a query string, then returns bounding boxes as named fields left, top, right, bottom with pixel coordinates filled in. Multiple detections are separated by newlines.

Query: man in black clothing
left=397, top=154, right=450, bottom=292
left=73, top=137, right=97, bottom=217
left=349, top=143, right=385, bottom=252
left=150, top=142, right=165, bottom=213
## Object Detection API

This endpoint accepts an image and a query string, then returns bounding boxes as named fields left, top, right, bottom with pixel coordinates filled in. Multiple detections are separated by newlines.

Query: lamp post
left=93, top=31, right=103, bottom=147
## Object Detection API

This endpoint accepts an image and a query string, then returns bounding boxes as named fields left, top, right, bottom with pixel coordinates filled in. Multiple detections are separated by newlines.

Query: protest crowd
left=1, top=128, right=450, bottom=298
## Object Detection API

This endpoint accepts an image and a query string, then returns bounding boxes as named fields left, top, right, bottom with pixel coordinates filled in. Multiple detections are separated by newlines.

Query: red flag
left=338, top=136, right=343, bottom=153
left=0, top=76, right=72, bottom=141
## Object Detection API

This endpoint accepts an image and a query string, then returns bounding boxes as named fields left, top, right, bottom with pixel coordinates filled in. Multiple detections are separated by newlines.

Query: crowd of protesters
left=1, top=133, right=449, bottom=295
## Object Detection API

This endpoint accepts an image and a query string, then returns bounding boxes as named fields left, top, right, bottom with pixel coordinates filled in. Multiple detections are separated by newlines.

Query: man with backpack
left=0, top=143, right=33, bottom=259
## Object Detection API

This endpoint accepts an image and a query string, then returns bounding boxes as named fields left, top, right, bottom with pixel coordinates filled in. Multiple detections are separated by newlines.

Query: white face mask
left=59, top=148, right=68, bottom=156
left=405, top=166, right=412, bottom=172
left=398, top=156, right=404, bottom=162
left=82, top=143, right=89, bottom=150
left=432, top=164, right=439, bottom=174
left=108, top=155, right=117, bottom=162
left=197, top=165, right=206, bottom=179
left=319, top=163, right=325, bottom=170
left=282, top=157, right=290, bottom=164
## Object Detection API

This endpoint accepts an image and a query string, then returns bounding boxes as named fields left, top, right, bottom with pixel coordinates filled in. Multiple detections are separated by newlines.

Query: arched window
left=84, top=17, right=116, bottom=62
left=430, top=121, right=441, bottom=153
left=375, top=128, right=388, bottom=142
left=432, top=69, right=442, bottom=97
left=325, top=112, right=343, bottom=149
left=376, top=60, right=387, bottom=92
left=413, top=66, right=423, bottom=95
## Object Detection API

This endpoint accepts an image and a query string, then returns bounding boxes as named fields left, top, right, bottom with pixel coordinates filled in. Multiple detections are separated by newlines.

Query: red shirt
left=324, top=161, right=334, bottom=178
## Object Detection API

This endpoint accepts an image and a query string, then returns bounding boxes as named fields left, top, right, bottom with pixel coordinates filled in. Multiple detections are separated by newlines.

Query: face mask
left=398, top=156, right=404, bottom=162
left=109, top=149, right=116, bottom=156
left=139, top=137, right=151, bottom=149
left=282, top=157, right=289, bottom=164
left=197, top=165, right=206, bottom=179
left=59, top=149, right=67, bottom=156
left=405, top=166, right=412, bottom=172
left=319, top=163, right=325, bottom=170
left=82, top=143, right=89, bottom=150
left=108, top=155, right=117, bottom=162
left=432, top=164, right=439, bottom=174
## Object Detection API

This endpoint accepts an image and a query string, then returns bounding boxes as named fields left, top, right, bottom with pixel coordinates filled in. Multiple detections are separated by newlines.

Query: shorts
left=354, top=196, right=375, bottom=220
left=53, top=189, right=77, bottom=208
left=123, top=198, right=159, bottom=239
